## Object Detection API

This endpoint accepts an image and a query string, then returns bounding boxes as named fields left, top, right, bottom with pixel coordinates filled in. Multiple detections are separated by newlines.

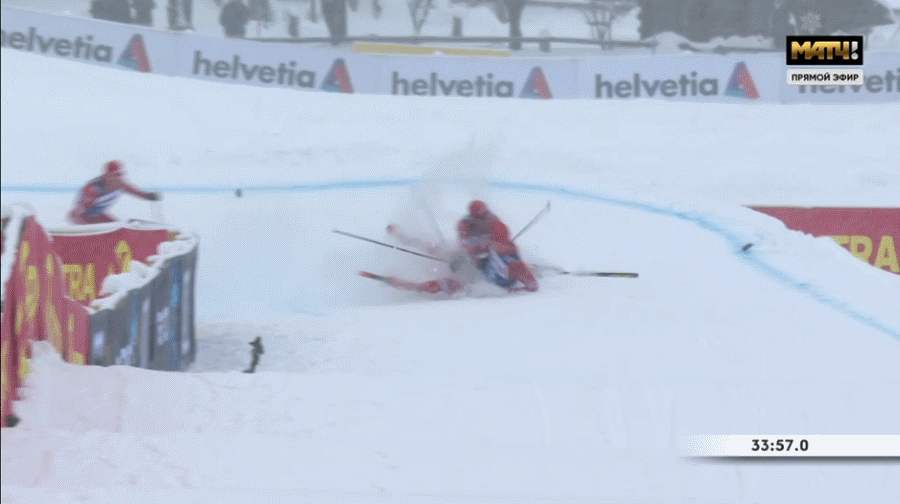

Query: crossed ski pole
left=512, top=201, right=551, bottom=241
left=331, top=229, right=450, bottom=263
left=331, top=201, right=553, bottom=264
left=332, top=199, right=638, bottom=279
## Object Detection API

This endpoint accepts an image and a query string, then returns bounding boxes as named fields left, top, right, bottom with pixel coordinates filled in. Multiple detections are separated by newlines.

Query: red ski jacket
left=457, top=213, right=518, bottom=260
left=69, top=176, right=153, bottom=223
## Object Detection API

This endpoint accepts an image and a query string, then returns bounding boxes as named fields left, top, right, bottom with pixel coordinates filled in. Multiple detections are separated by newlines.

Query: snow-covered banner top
left=748, top=207, right=900, bottom=275
left=47, top=225, right=174, bottom=306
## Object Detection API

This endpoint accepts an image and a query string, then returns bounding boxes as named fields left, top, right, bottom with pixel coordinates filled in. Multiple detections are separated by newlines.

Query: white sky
left=2, top=10, right=900, bottom=504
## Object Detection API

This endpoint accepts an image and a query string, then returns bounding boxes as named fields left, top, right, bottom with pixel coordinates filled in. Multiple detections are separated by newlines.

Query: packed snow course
left=2, top=47, right=899, bottom=504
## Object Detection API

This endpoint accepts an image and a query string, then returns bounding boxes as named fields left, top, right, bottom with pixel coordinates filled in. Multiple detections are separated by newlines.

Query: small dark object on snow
left=244, top=336, right=264, bottom=373
left=742, top=243, right=754, bottom=252
left=6, top=414, right=20, bottom=427
left=235, top=188, right=242, bottom=197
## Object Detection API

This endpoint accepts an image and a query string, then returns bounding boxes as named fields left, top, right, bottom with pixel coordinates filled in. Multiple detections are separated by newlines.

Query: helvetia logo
left=192, top=51, right=317, bottom=88
left=1, top=27, right=114, bottom=62
left=520, top=66, right=553, bottom=99
left=320, top=58, right=353, bottom=93
left=593, top=61, right=761, bottom=100
left=117, top=34, right=151, bottom=72
left=725, top=62, right=758, bottom=99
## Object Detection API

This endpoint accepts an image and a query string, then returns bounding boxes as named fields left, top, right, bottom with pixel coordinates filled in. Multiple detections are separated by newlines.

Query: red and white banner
left=749, top=206, right=900, bottom=275
left=1, top=217, right=91, bottom=427
left=50, top=227, right=172, bottom=305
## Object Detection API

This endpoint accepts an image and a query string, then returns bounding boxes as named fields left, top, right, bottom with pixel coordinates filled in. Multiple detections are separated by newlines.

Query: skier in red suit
left=379, top=200, right=538, bottom=294
left=68, top=160, right=161, bottom=224
left=457, top=200, right=538, bottom=292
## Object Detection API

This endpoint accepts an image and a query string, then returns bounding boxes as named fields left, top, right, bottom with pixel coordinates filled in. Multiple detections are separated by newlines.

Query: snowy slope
left=2, top=44, right=900, bottom=504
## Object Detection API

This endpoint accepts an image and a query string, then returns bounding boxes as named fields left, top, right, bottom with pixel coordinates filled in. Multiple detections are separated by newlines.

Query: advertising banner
left=88, top=309, right=110, bottom=366
left=172, top=33, right=381, bottom=94
left=780, top=51, right=900, bottom=103
left=0, top=217, right=90, bottom=425
left=88, top=241, right=196, bottom=372
left=136, top=285, right=153, bottom=369
left=576, top=53, right=781, bottom=102
left=88, top=251, right=196, bottom=373
left=1, top=222, right=25, bottom=427
left=9, top=219, right=46, bottom=359
left=54, top=268, right=91, bottom=366
left=180, top=247, right=197, bottom=368
left=12, top=218, right=91, bottom=361
left=107, top=288, right=140, bottom=367
left=0, top=6, right=180, bottom=76
left=1, top=290, right=15, bottom=426
left=50, top=227, right=171, bottom=305
left=150, top=259, right=179, bottom=371
left=749, top=206, right=900, bottom=274
left=4, top=5, right=894, bottom=105
left=373, top=54, right=575, bottom=99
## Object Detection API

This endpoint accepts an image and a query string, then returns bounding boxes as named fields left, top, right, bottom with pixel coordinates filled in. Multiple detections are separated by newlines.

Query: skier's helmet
left=104, top=160, right=125, bottom=179
left=468, top=200, right=489, bottom=219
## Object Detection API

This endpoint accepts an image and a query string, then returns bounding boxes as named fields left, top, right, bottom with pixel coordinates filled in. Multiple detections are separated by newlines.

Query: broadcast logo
left=785, top=35, right=864, bottom=86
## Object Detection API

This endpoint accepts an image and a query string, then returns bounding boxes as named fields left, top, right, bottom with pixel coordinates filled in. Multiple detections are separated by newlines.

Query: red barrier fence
left=2, top=214, right=196, bottom=428
left=50, top=227, right=172, bottom=305
left=748, top=206, right=900, bottom=275
left=2, top=217, right=91, bottom=427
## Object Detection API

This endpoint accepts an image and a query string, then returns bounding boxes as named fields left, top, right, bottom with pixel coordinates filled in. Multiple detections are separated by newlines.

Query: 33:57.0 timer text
left=752, top=439, right=809, bottom=452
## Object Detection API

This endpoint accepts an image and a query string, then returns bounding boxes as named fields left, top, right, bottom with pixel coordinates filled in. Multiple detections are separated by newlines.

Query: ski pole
left=513, top=201, right=551, bottom=241
left=332, top=229, right=449, bottom=263
left=560, top=270, right=639, bottom=278
left=530, top=263, right=638, bottom=278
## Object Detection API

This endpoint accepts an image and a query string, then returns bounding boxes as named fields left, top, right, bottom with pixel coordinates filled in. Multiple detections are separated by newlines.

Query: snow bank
left=90, top=228, right=199, bottom=312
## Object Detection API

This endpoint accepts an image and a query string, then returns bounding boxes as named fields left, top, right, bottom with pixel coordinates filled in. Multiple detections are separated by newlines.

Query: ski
left=359, top=271, right=463, bottom=294
left=359, top=270, right=391, bottom=284
left=358, top=270, right=429, bottom=292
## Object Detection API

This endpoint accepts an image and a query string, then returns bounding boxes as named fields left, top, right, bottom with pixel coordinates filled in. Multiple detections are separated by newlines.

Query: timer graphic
left=683, top=435, right=900, bottom=458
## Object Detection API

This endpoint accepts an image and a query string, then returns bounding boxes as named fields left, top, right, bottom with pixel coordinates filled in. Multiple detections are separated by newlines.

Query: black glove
left=146, top=192, right=163, bottom=201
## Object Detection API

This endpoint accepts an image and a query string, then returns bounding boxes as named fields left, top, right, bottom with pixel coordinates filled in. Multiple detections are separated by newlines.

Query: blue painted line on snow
left=1, top=179, right=418, bottom=194
left=5, top=178, right=897, bottom=340
left=491, top=181, right=899, bottom=341
left=2, top=185, right=82, bottom=193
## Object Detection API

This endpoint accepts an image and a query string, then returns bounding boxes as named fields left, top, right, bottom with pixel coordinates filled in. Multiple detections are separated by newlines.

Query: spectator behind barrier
left=220, top=0, right=251, bottom=38
left=133, top=0, right=156, bottom=27
left=90, top=0, right=133, bottom=24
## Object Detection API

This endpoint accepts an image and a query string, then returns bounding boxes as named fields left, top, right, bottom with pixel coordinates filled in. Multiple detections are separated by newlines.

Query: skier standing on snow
left=378, top=200, right=538, bottom=294
left=68, top=160, right=162, bottom=224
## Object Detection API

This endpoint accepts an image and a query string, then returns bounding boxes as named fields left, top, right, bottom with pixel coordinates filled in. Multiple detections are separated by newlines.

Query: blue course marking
left=1, top=179, right=418, bottom=194
left=4, top=178, right=897, bottom=340
left=2, top=185, right=82, bottom=193
left=492, top=181, right=899, bottom=341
